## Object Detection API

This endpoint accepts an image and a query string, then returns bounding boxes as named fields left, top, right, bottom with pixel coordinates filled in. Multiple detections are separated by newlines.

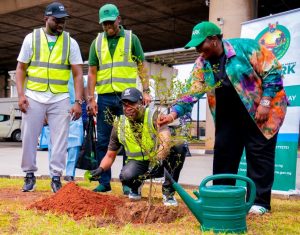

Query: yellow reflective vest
left=26, top=28, right=71, bottom=93
left=117, top=108, right=156, bottom=161
left=95, top=30, right=137, bottom=94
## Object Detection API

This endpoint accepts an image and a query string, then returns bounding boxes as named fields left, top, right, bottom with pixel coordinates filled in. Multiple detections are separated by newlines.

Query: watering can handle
left=199, top=174, right=256, bottom=212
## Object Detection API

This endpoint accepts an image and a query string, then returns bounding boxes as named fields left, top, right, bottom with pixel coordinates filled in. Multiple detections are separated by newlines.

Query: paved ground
left=0, top=141, right=299, bottom=191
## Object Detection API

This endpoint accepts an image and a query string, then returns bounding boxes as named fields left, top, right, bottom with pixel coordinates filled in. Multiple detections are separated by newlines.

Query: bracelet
left=87, top=95, right=94, bottom=102
left=260, top=99, right=271, bottom=108
left=74, top=99, right=83, bottom=105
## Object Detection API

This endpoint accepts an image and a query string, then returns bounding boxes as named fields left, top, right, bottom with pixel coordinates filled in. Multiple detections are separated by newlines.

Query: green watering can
left=165, top=170, right=256, bottom=234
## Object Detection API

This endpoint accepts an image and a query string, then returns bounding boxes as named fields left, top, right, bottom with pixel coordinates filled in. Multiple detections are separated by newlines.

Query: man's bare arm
left=100, top=150, right=118, bottom=171
left=70, top=64, right=83, bottom=120
left=72, top=64, right=83, bottom=101
left=138, top=61, right=151, bottom=105
left=87, top=66, right=98, bottom=115
left=15, top=62, right=29, bottom=113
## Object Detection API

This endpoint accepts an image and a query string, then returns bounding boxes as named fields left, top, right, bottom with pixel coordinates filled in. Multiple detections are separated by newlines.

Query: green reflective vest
left=26, top=28, right=71, bottom=93
left=117, top=107, right=156, bottom=161
left=95, top=30, right=137, bottom=94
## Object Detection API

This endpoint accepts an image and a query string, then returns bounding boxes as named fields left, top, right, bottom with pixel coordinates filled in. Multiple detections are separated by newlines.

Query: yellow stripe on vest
left=95, top=30, right=137, bottom=94
left=118, top=107, right=156, bottom=161
left=26, top=28, right=71, bottom=93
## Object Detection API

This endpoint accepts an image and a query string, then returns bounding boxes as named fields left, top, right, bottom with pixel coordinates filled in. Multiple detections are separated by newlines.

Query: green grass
left=0, top=178, right=299, bottom=234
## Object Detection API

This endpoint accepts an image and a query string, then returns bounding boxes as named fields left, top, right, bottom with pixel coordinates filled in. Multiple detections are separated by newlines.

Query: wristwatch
left=87, top=95, right=95, bottom=102
left=143, top=88, right=151, bottom=94
left=259, top=99, right=271, bottom=107
left=75, top=99, right=83, bottom=105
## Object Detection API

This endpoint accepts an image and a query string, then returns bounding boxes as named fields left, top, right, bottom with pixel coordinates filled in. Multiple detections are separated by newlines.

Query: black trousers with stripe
left=213, top=87, right=277, bottom=210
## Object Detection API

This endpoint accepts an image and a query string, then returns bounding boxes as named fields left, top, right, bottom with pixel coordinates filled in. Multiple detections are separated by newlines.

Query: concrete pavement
left=0, top=141, right=213, bottom=186
left=0, top=141, right=299, bottom=191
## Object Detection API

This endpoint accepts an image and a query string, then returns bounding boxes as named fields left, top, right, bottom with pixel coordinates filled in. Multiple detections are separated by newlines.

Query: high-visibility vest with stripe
left=117, top=107, right=156, bottom=161
left=26, top=28, right=71, bottom=93
left=95, top=30, right=137, bottom=94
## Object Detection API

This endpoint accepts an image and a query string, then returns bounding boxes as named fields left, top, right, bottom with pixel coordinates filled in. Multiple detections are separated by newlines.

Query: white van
left=0, top=112, right=21, bottom=141
left=0, top=98, right=22, bottom=141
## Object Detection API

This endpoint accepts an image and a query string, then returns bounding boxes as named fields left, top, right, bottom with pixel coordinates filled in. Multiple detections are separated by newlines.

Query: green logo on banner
left=255, top=22, right=290, bottom=59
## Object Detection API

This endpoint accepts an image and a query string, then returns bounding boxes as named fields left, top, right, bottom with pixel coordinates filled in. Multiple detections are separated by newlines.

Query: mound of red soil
left=28, top=182, right=125, bottom=220
left=28, top=182, right=190, bottom=224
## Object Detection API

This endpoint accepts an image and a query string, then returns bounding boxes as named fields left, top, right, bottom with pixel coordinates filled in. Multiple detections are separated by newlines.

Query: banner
left=238, top=9, right=300, bottom=191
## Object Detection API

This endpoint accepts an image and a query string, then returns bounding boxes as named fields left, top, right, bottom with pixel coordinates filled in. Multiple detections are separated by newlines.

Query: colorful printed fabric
left=172, top=38, right=288, bottom=139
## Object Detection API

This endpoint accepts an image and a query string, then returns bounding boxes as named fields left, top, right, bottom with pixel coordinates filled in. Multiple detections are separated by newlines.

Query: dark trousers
left=119, top=160, right=149, bottom=192
left=96, top=93, right=124, bottom=186
left=119, top=144, right=187, bottom=195
left=213, top=105, right=277, bottom=210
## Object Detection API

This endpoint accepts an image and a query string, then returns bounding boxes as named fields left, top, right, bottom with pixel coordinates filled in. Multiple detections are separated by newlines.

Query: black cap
left=45, top=2, right=69, bottom=18
left=121, top=88, right=143, bottom=103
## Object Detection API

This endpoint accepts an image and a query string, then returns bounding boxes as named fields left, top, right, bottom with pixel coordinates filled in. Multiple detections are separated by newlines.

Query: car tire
left=11, top=129, right=21, bottom=142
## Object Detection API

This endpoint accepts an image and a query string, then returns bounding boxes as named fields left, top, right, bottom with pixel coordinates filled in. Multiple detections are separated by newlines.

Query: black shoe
left=64, top=176, right=74, bottom=182
left=22, top=173, right=36, bottom=192
left=51, top=176, right=62, bottom=193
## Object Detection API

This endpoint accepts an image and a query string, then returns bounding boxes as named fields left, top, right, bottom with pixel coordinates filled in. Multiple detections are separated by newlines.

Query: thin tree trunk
left=143, top=177, right=153, bottom=223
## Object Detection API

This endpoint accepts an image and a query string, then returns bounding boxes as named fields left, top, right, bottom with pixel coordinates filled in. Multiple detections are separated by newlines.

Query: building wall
left=209, top=0, right=256, bottom=39
left=0, top=74, right=6, bottom=97
left=142, top=61, right=178, bottom=102
left=0, top=72, right=10, bottom=98
left=0, top=0, right=51, bottom=14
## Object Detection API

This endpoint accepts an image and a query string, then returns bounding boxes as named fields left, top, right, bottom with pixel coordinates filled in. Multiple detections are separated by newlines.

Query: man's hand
left=157, top=112, right=177, bottom=127
left=157, top=151, right=167, bottom=161
left=69, top=103, right=82, bottom=121
left=87, top=97, right=98, bottom=116
left=255, top=105, right=270, bottom=123
left=143, top=92, right=151, bottom=105
left=18, top=95, right=29, bottom=113
left=90, top=167, right=103, bottom=181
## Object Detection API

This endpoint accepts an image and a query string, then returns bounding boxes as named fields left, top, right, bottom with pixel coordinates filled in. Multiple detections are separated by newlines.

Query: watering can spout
left=164, top=169, right=203, bottom=223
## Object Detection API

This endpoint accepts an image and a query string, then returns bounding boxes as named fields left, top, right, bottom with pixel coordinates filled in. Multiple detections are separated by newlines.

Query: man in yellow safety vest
left=87, top=3, right=151, bottom=193
left=90, top=88, right=187, bottom=206
left=16, top=2, right=83, bottom=193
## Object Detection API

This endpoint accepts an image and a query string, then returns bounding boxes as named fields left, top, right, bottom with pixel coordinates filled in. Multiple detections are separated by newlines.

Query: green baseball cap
left=184, top=21, right=221, bottom=49
left=99, top=4, right=119, bottom=24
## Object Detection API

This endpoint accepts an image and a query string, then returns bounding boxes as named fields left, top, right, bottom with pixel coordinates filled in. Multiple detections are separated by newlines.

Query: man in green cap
left=87, top=3, right=151, bottom=193
left=158, top=21, right=287, bottom=215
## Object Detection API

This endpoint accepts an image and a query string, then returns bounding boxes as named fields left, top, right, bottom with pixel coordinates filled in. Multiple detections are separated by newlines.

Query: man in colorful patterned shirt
left=158, top=21, right=288, bottom=215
